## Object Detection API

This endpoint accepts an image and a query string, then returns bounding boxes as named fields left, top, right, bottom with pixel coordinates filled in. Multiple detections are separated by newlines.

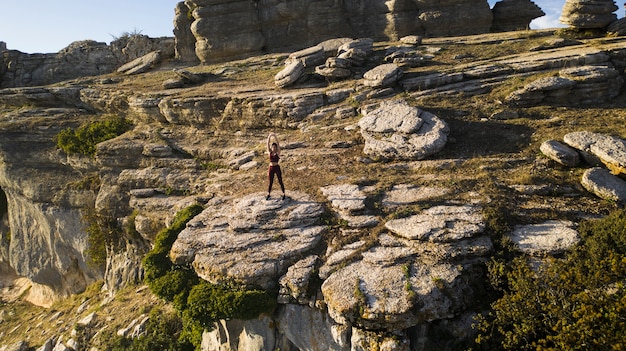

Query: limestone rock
left=381, top=184, right=450, bottom=208
left=358, top=99, right=449, bottom=160
left=506, top=65, right=623, bottom=107
left=322, top=255, right=466, bottom=330
left=275, top=61, right=305, bottom=88
left=362, top=64, right=403, bottom=87
left=202, top=317, right=276, bottom=351
left=540, top=140, right=581, bottom=167
left=278, top=255, right=319, bottom=304
left=277, top=304, right=348, bottom=351
left=285, top=45, right=326, bottom=68
left=170, top=192, right=325, bottom=289
left=581, top=167, right=626, bottom=203
left=491, top=0, right=545, bottom=32
left=351, top=328, right=410, bottom=351
left=385, top=205, right=485, bottom=243
left=560, top=0, right=618, bottom=29
left=173, top=2, right=198, bottom=63
left=0, top=341, right=29, bottom=351
left=509, top=220, right=580, bottom=256
left=385, top=47, right=433, bottom=68
left=416, top=0, right=494, bottom=37
left=116, top=51, right=161, bottom=75
left=563, top=131, right=626, bottom=176
left=400, top=35, right=423, bottom=46
left=188, top=0, right=265, bottom=63
left=319, top=184, right=379, bottom=228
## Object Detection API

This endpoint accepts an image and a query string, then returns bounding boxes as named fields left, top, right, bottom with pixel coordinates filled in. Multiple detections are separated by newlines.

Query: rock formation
left=2, top=27, right=626, bottom=350
left=540, top=131, right=626, bottom=203
left=560, top=0, right=618, bottom=29
left=358, top=99, right=449, bottom=160
left=181, top=0, right=494, bottom=63
left=491, top=0, right=545, bottom=32
left=0, top=36, right=174, bottom=88
left=506, top=65, right=624, bottom=106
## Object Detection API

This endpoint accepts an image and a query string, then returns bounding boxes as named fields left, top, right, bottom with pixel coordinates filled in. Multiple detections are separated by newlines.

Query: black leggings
left=268, top=165, right=285, bottom=194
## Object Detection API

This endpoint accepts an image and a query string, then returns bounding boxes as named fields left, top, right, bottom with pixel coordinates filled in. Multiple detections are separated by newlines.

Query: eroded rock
left=509, top=220, right=580, bottom=255
left=358, top=100, right=449, bottom=160
left=491, top=0, right=545, bottom=32
left=581, top=167, right=626, bottom=203
left=540, top=140, right=581, bottom=167
left=563, top=131, right=626, bottom=176
left=170, top=192, right=325, bottom=289
left=560, top=0, right=618, bottom=29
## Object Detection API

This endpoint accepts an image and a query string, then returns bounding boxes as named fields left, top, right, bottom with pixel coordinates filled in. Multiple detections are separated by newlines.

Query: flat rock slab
left=381, top=184, right=450, bottom=208
left=385, top=205, right=485, bottom=243
left=581, top=167, right=626, bottom=203
left=540, top=139, right=580, bottom=167
left=362, top=63, right=402, bottom=87
left=509, top=220, right=580, bottom=256
left=319, top=184, right=367, bottom=215
left=170, top=192, right=325, bottom=289
left=358, top=99, right=449, bottom=160
left=117, top=51, right=161, bottom=75
left=564, top=131, right=626, bottom=176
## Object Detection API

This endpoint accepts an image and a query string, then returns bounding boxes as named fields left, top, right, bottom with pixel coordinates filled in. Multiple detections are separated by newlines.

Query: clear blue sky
left=1, top=1, right=624, bottom=54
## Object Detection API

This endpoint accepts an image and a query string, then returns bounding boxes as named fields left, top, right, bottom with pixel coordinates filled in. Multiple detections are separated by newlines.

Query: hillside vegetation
left=1, top=29, right=626, bottom=350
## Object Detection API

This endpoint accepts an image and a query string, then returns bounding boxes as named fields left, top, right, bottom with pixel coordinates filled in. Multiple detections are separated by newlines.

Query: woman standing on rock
left=267, top=132, right=286, bottom=200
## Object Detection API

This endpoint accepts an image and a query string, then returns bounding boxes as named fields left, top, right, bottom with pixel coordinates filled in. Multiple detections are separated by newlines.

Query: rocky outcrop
left=506, top=65, right=624, bottom=107
left=563, top=131, right=626, bottom=176
left=509, top=220, right=580, bottom=255
left=358, top=99, right=449, bottom=160
left=173, top=2, right=198, bottom=63
left=540, top=131, right=626, bottom=203
left=184, top=0, right=494, bottom=63
left=491, top=0, right=545, bottom=32
left=0, top=36, right=174, bottom=88
left=170, top=192, right=325, bottom=290
left=560, top=0, right=619, bottom=29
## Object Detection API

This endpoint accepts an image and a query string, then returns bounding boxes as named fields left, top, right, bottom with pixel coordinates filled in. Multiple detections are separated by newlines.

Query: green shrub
left=474, top=209, right=626, bottom=350
left=56, top=117, right=132, bottom=156
left=101, top=307, right=194, bottom=351
left=185, top=281, right=276, bottom=329
left=84, top=208, right=123, bottom=268
left=142, top=203, right=277, bottom=349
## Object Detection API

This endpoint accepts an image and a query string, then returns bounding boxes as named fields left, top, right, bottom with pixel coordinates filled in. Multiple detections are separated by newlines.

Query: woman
left=267, top=132, right=285, bottom=200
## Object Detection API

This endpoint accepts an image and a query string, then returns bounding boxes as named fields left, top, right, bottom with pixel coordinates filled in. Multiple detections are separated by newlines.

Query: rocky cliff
left=0, top=36, right=174, bottom=89
left=180, top=0, right=494, bottom=63
left=1, top=28, right=626, bottom=350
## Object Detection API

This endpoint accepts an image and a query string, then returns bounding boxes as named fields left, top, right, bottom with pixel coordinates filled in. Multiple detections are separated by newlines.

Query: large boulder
left=581, top=167, right=626, bottom=203
left=491, top=0, right=545, bottom=32
left=170, top=192, right=325, bottom=289
left=506, top=65, right=623, bottom=107
left=358, top=99, right=449, bottom=160
left=560, top=0, right=618, bottom=29
left=563, top=131, right=626, bottom=176
left=184, top=0, right=495, bottom=63
left=187, top=0, right=266, bottom=63
left=322, top=204, right=491, bottom=330
left=173, top=2, right=199, bottom=63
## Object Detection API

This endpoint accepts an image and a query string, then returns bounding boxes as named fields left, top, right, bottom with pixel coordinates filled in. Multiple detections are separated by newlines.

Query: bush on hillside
left=102, top=307, right=194, bottom=351
left=142, top=203, right=277, bottom=349
left=56, top=116, right=131, bottom=156
left=473, top=209, right=626, bottom=350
